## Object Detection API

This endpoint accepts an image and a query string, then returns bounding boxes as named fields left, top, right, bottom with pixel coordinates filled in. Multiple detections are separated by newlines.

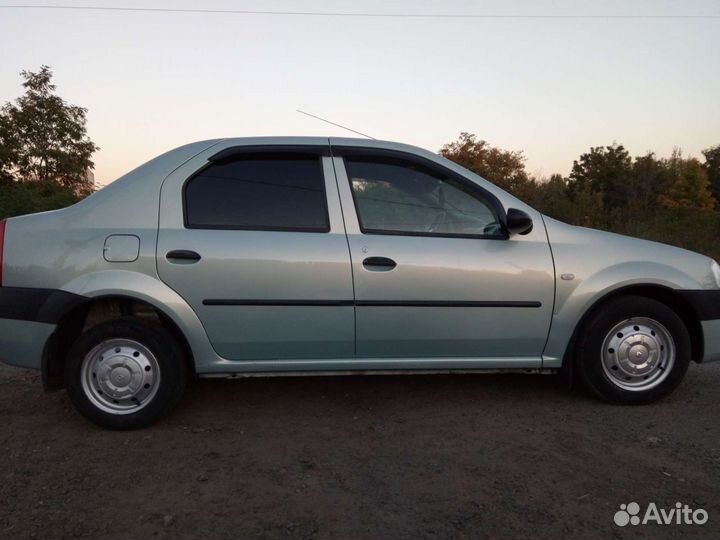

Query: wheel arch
left=43, top=294, right=196, bottom=391
left=559, top=284, right=703, bottom=385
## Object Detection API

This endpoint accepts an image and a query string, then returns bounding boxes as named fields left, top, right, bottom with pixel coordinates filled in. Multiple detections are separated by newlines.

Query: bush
left=526, top=181, right=720, bottom=259
left=613, top=210, right=720, bottom=261
left=0, top=181, right=82, bottom=220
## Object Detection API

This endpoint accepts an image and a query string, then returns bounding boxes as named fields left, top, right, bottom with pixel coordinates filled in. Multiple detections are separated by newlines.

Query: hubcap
left=601, top=317, right=675, bottom=391
left=81, top=339, right=160, bottom=414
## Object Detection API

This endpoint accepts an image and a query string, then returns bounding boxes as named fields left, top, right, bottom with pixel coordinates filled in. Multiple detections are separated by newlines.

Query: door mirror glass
left=506, top=208, right=533, bottom=236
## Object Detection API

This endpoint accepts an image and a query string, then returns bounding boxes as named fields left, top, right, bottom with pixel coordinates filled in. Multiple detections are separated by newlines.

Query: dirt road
left=1, top=362, right=718, bottom=539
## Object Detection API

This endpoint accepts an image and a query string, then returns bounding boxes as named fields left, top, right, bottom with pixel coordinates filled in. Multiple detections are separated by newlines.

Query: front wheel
left=64, top=318, right=187, bottom=429
left=576, top=296, right=691, bottom=404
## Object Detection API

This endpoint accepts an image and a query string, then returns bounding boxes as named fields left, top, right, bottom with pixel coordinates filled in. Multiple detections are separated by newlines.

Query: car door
left=156, top=145, right=355, bottom=361
left=331, top=145, right=554, bottom=365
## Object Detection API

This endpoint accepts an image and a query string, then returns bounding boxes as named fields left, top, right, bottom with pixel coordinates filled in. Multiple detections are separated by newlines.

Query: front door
left=157, top=146, right=354, bottom=360
left=331, top=146, right=554, bottom=363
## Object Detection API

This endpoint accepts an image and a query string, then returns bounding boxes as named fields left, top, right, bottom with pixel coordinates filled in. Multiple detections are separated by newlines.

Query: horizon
left=1, top=0, right=718, bottom=186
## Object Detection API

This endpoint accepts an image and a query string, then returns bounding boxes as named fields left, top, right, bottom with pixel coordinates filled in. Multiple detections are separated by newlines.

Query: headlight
left=712, top=261, right=720, bottom=288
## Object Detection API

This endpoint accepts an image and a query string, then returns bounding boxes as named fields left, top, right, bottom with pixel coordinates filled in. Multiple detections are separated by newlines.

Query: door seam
left=329, top=142, right=357, bottom=357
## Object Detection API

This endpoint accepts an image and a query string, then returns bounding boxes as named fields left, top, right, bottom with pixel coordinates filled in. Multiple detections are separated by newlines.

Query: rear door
left=157, top=145, right=355, bottom=361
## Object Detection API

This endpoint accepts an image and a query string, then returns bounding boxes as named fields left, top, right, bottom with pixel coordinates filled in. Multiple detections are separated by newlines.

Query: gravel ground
left=1, top=361, right=718, bottom=540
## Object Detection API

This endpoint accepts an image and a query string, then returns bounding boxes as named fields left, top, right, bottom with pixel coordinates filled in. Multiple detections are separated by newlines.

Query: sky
left=0, top=0, right=719, bottom=186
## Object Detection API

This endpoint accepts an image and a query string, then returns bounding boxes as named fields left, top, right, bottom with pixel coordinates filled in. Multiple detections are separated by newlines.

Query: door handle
left=166, top=250, right=201, bottom=263
left=362, top=256, right=397, bottom=270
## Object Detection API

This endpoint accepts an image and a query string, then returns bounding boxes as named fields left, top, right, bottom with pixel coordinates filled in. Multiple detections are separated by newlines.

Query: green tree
left=568, top=143, right=632, bottom=209
left=439, top=132, right=533, bottom=200
left=628, top=152, right=668, bottom=209
left=658, top=149, right=715, bottom=211
left=525, top=174, right=571, bottom=219
left=0, top=65, right=98, bottom=195
left=703, top=144, right=720, bottom=204
left=439, top=133, right=720, bottom=260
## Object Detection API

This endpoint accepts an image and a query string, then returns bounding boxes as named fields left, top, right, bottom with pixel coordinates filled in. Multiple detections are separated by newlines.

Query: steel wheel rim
left=81, top=338, right=161, bottom=414
left=601, top=317, right=675, bottom=391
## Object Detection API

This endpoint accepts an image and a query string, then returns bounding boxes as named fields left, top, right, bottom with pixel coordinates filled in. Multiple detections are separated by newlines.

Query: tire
left=64, top=318, right=187, bottom=429
left=576, top=295, right=691, bottom=404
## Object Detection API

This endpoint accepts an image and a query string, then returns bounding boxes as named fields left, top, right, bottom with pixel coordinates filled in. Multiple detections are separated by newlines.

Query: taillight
left=0, top=219, right=6, bottom=286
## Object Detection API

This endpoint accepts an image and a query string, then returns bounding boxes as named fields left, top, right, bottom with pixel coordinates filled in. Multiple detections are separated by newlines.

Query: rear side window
left=184, top=152, right=329, bottom=231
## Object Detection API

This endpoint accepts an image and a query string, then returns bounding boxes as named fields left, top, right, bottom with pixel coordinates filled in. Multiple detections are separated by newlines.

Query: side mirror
left=506, top=208, right=533, bottom=236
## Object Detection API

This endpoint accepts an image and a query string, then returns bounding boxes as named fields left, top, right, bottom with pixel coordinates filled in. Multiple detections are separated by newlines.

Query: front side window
left=345, top=155, right=503, bottom=237
left=185, top=152, right=329, bottom=231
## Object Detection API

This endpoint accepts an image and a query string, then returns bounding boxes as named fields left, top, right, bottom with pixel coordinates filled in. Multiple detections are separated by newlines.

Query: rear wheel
left=64, top=318, right=187, bottom=429
left=576, top=296, right=691, bottom=404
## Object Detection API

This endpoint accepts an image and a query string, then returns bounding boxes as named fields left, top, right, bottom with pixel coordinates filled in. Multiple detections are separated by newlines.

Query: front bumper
left=700, top=320, right=720, bottom=363
left=679, top=290, right=720, bottom=363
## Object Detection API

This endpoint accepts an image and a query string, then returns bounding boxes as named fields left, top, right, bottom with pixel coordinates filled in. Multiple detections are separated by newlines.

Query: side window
left=185, top=152, right=329, bottom=232
left=344, top=155, right=503, bottom=237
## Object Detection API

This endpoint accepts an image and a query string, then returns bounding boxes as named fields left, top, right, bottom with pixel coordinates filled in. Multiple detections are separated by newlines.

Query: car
left=1, top=136, right=719, bottom=429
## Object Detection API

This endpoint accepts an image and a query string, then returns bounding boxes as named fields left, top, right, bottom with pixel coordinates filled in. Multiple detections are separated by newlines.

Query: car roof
left=196, top=136, right=441, bottom=161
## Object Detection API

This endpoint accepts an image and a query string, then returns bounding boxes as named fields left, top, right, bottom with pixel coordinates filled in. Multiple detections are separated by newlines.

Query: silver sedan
left=1, top=137, right=719, bottom=429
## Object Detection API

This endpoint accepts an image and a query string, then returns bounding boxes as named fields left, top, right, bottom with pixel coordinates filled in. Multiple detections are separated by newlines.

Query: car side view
left=1, top=137, right=719, bottom=429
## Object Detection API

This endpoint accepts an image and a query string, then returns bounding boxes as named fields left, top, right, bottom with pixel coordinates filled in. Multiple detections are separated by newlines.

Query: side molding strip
left=203, top=299, right=354, bottom=307
left=203, top=299, right=542, bottom=308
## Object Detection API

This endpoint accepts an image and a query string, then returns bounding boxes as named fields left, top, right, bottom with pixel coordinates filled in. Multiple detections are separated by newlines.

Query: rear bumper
left=0, top=287, right=84, bottom=370
left=0, top=318, right=55, bottom=369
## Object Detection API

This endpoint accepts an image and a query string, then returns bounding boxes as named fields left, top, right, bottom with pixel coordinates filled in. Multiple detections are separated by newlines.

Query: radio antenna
left=296, top=109, right=376, bottom=139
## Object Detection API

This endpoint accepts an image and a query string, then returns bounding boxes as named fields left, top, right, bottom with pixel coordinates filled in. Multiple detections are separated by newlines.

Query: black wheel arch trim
left=676, top=290, right=720, bottom=321
left=0, top=287, right=86, bottom=324
left=562, top=285, right=713, bottom=383
left=4, top=289, right=195, bottom=392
